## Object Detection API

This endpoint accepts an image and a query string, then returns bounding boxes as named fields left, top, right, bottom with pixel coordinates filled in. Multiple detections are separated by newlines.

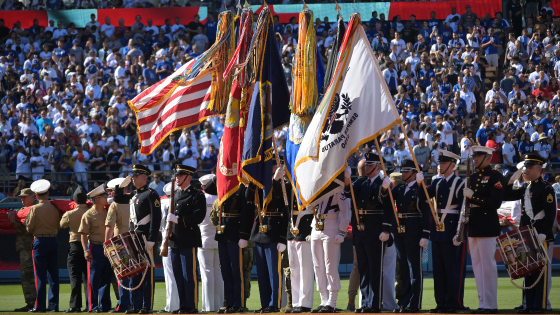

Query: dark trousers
left=115, top=279, right=131, bottom=312
left=218, top=241, right=245, bottom=308
left=32, top=237, right=59, bottom=311
left=67, top=242, right=88, bottom=310
left=432, top=241, right=458, bottom=309
left=394, top=235, right=423, bottom=310
left=170, top=247, right=198, bottom=310
left=131, top=249, right=154, bottom=310
left=524, top=241, right=551, bottom=311
left=355, top=235, right=386, bottom=309
left=455, top=227, right=468, bottom=309
left=87, top=244, right=112, bottom=312
left=254, top=242, right=281, bottom=309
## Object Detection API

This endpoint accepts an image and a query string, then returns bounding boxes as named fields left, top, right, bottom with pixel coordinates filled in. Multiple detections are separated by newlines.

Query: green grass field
left=0, top=278, right=558, bottom=314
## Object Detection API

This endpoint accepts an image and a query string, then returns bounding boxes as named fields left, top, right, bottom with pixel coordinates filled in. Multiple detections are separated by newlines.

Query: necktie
left=524, top=183, right=534, bottom=219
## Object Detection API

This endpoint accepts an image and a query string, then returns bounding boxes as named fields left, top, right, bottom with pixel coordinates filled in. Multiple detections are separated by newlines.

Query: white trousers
left=468, top=237, right=498, bottom=310
left=382, top=244, right=398, bottom=311
left=162, top=250, right=180, bottom=312
left=485, top=54, right=499, bottom=67
left=198, top=247, right=224, bottom=312
left=288, top=240, right=314, bottom=308
left=311, top=228, right=341, bottom=307
left=75, top=172, right=88, bottom=190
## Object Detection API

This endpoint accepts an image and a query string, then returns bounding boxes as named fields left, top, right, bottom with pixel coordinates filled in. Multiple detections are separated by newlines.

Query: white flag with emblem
left=294, top=15, right=401, bottom=210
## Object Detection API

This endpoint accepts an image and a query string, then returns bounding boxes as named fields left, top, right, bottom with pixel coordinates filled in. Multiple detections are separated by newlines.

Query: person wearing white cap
left=454, top=145, right=503, bottom=314
left=104, top=177, right=132, bottom=313
left=198, top=174, right=224, bottom=312
left=79, top=184, right=113, bottom=312
left=159, top=182, right=180, bottom=313
left=424, top=151, right=464, bottom=313
left=25, top=179, right=61, bottom=312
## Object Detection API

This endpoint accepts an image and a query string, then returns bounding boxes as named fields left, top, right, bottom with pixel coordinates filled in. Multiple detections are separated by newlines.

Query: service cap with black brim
left=132, top=164, right=151, bottom=176
left=471, top=145, right=495, bottom=156
left=400, top=159, right=417, bottom=171
left=87, top=184, right=107, bottom=198
left=175, top=164, right=196, bottom=175
left=524, top=153, right=546, bottom=167
left=439, top=150, right=461, bottom=163
left=364, top=152, right=384, bottom=165
left=30, top=179, right=50, bottom=194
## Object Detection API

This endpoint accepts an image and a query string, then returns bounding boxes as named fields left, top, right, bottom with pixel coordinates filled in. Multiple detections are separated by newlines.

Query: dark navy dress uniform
left=248, top=180, right=289, bottom=312
left=351, top=154, right=392, bottom=311
left=424, top=151, right=464, bottom=312
left=381, top=161, right=430, bottom=312
left=125, top=165, right=162, bottom=313
left=503, top=154, right=556, bottom=313
left=169, top=165, right=207, bottom=312
left=215, top=185, right=254, bottom=311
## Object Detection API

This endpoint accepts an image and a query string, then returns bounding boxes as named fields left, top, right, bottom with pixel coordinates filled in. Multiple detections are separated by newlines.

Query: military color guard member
left=60, top=186, right=89, bottom=313
left=25, top=179, right=61, bottom=313
left=504, top=154, right=556, bottom=314
left=456, top=146, right=503, bottom=314
left=167, top=165, right=206, bottom=314
left=80, top=184, right=113, bottom=312
left=160, top=182, right=180, bottom=313
left=425, top=151, right=464, bottom=313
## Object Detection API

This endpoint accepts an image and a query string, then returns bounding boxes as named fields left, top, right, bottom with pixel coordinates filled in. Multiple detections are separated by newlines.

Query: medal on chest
left=481, top=176, right=490, bottom=184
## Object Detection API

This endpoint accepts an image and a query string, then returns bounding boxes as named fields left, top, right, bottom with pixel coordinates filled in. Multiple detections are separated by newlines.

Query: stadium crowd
left=0, top=0, right=560, bottom=196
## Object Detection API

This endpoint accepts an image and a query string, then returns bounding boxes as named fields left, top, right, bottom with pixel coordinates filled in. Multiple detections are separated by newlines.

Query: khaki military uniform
left=25, top=201, right=61, bottom=311
left=60, top=204, right=89, bottom=310
left=105, top=202, right=130, bottom=236
left=9, top=210, right=36, bottom=307
left=79, top=206, right=113, bottom=312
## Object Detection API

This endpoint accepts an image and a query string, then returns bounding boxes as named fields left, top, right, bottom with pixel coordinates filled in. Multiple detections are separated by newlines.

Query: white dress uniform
left=311, top=190, right=351, bottom=311
left=161, top=183, right=180, bottom=312
left=197, top=174, right=224, bottom=312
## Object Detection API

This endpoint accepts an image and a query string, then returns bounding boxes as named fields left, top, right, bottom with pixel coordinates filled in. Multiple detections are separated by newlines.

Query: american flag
left=129, top=59, right=214, bottom=155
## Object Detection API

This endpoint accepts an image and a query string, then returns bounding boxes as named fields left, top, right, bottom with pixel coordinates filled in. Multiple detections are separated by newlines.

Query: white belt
left=137, top=214, right=151, bottom=226
left=439, top=209, right=459, bottom=214
left=318, top=212, right=338, bottom=220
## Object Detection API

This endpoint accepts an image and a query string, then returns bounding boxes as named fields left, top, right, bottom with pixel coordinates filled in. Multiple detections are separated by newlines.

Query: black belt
left=222, top=213, right=241, bottom=218
left=35, top=234, right=56, bottom=238
left=397, top=213, right=422, bottom=218
left=358, top=210, right=383, bottom=215
left=263, top=212, right=282, bottom=217
left=89, top=241, right=104, bottom=245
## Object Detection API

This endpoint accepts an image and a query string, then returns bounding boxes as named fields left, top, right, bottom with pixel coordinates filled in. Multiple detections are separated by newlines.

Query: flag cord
left=374, top=138, right=401, bottom=228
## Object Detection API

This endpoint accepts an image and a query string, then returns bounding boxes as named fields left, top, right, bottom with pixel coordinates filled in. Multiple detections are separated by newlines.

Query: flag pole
left=272, top=135, right=289, bottom=206
left=374, top=138, right=401, bottom=231
left=347, top=164, right=363, bottom=231
left=398, top=123, right=441, bottom=226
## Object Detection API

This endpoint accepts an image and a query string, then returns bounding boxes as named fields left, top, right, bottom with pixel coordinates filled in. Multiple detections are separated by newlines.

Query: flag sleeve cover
left=294, top=14, right=401, bottom=210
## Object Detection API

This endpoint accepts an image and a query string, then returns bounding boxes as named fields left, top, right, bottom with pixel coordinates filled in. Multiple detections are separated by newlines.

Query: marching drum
left=103, top=231, right=150, bottom=281
left=496, top=225, right=548, bottom=280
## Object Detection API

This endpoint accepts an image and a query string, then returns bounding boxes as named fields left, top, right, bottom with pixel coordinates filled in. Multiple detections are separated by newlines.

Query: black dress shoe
left=429, top=308, right=441, bottom=314
left=254, top=309, right=263, bottom=314
left=294, top=307, right=311, bottom=313
left=401, top=308, right=419, bottom=313
left=218, top=307, right=228, bottom=314
left=110, top=308, right=128, bottom=313
left=317, top=306, right=335, bottom=313
left=457, top=307, right=470, bottom=311
left=441, top=308, right=456, bottom=313
left=393, top=308, right=402, bottom=313
left=126, top=310, right=140, bottom=314
left=529, top=310, right=544, bottom=314
left=139, top=309, right=153, bottom=314
left=290, top=308, right=302, bottom=314
left=64, top=309, right=82, bottom=313
left=311, top=306, right=324, bottom=314
left=157, top=310, right=168, bottom=314
left=226, top=307, right=242, bottom=314
left=470, top=309, right=483, bottom=314
left=178, top=309, right=197, bottom=314
left=516, top=309, right=530, bottom=314
left=489, top=310, right=498, bottom=314
left=514, top=305, right=524, bottom=310
left=262, top=307, right=280, bottom=313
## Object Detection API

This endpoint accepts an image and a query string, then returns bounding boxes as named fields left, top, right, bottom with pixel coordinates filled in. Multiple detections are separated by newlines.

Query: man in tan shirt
left=24, top=179, right=61, bottom=312
left=104, top=177, right=132, bottom=313
left=60, top=186, right=89, bottom=312
left=79, top=184, right=113, bottom=312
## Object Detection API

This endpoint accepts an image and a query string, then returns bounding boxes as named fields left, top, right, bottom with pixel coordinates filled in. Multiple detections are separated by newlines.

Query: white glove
left=277, top=243, right=286, bottom=252
left=419, top=238, right=429, bottom=248
left=168, top=213, right=178, bottom=224
left=416, top=172, right=424, bottom=184
left=538, top=234, right=546, bottom=243
left=273, top=166, right=284, bottom=181
left=334, top=234, right=344, bottom=244
left=508, top=168, right=523, bottom=185
left=379, top=232, right=389, bottom=242
left=145, top=241, right=155, bottom=252
left=382, top=176, right=392, bottom=189
left=120, top=175, right=132, bottom=188
left=463, top=188, right=474, bottom=199
left=345, top=166, right=352, bottom=178
left=238, top=239, right=248, bottom=249
left=305, top=235, right=311, bottom=242
left=452, top=235, right=461, bottom=246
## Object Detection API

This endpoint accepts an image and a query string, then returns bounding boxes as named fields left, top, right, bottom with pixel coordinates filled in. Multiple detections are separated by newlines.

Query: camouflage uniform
left=243, top=240, right=254, bottom=306
left=281, top=248, right=292, bottom=310
left=9, top=210, right=37, bottom=308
